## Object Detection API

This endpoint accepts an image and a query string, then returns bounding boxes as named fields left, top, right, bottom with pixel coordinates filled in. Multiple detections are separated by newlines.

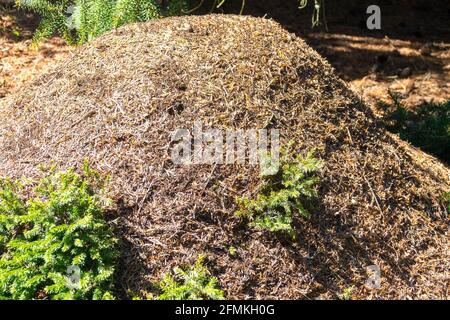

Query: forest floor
left=1, top=2, right=449, bottom=111
left=223, top=0, right=450, bottom=113
left=0, top=5, right=68, bottom=100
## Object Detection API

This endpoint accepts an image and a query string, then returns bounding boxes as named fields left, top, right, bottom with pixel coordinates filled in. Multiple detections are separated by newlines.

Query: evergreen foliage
left=0, top=165, right=118, bottom=300
left=15, top=0, right=188, bottom=44
left=156, top=255, right=225, bottom=300
left=236, top=143, right=323, bottom=238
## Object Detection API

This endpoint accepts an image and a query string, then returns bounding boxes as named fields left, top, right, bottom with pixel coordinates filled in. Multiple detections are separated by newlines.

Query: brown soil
left=0, top=15, right=448, bottom=299
left=218, top=0, right=450, bottom=111
left=0, top=5, right=69, bottom=99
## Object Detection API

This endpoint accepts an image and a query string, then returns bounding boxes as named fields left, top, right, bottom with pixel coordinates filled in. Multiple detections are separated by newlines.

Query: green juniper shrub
left=236, top=143, right=323, bottom=239
left=381, top=95, right=449, bottom=162
left=15, top=0, right=189, bottom=44
left=0, top=164, right=118, bottom=300
left=155, top=255, right=225, bottom=300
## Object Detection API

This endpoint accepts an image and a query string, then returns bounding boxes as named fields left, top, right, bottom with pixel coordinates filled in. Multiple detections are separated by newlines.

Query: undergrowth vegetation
left=236, top=143, right=323, bottom=238
left=16, top=0, right=188, bottom=44
left=155, top=255, right=225, bottom=300
left=0, top=164, right=118, bottom=300
left=381, top=96, right=449, bottom=163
